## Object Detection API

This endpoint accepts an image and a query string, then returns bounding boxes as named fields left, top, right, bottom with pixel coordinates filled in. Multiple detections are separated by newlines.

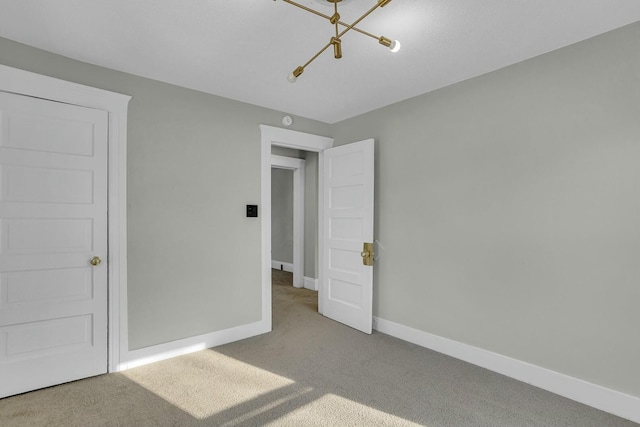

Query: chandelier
left=278, top=0, right=401, bottom=82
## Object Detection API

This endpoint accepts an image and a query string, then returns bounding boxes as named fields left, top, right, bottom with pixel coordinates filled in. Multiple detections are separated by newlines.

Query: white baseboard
left=373, top=317, right=640, bottom=424
left=304, top=276, right=318, bottom=291
left=117, top=320, right=268, bottom=371
left=271, top=260, right=294, bottom=273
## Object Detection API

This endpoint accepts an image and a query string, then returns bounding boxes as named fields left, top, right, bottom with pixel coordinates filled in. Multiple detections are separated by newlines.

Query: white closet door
left=0, top=91, right=108, bottom=397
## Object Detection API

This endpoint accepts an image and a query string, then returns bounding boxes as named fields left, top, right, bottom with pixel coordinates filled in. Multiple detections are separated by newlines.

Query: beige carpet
left=0, top=269, right=637, bottom=426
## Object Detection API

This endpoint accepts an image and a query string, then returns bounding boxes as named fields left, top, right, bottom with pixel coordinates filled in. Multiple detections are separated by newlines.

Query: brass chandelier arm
left=335, top=1, right=386, bottom=41
left=281, top=0, right=329, bottom=19
left=332, top=1, right=341, bottom=58
left=292, top=1, right=387, bottom=72
left=284, top=0, right=398, bottom=82
left=301, top=40, right=334, bottom=70
left=339, top=23, right=378, bottom=41
left=281, top=0, right=380, bottom=41
left=334, top=1, right=339, bottom=39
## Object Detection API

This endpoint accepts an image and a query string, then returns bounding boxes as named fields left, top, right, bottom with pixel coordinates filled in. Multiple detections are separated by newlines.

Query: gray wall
left=0, top=37, right=331, bottom=350
left=271, top=168, right=294, bottom=264
left=332, top=23, right=640, bottom=397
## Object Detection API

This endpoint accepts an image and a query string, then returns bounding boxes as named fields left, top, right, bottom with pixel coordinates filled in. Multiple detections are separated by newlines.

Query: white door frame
left=271, top=155, right=305, bottom=288
left=0, top=64, right=131, bottom=373
left=260, top=125, right=333, bottom=331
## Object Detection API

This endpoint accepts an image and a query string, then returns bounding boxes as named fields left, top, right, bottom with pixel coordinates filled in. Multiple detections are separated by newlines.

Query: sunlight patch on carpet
left=120, top=350, right=297, bottom=420
left=266, top=393, right=425, bottom=426
left=119, top=349, right=421, bottom=425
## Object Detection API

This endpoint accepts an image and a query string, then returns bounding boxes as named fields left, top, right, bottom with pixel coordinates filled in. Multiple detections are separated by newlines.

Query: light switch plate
left=246, top=205, right=258, bottom=217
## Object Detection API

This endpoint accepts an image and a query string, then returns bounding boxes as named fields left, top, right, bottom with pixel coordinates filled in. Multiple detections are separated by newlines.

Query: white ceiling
left=1, top=1, right=640, bottom=123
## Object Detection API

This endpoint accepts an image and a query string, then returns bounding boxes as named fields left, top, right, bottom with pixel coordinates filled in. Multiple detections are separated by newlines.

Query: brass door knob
left=90, top=256, right=102, bottom=266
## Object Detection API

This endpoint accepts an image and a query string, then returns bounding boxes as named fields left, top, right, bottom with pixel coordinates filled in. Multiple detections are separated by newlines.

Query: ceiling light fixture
left=278, top=0, right=400, bottom=82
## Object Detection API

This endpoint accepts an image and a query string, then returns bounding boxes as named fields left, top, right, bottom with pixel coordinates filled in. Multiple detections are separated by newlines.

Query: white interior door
left=321, top=139, right=374, bottom=334
left=0, top=91, right=108, bottom=397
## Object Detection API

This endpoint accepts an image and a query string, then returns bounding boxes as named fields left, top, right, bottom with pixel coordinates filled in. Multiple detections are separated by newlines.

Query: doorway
left=271, top=155, right=305, bottom=288
left=260, top=125, right=333, bottom=332
left=260, top=125, right=376, bottom=335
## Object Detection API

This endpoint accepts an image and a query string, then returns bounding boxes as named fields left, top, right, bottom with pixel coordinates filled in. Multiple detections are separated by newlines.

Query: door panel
left=0, top=91, right=108, bottom=398
left=1, top=268, right=92, bottom=305
left=1, top=165, right=94, bottom=203
left=2, top=315, right=92, bottom=358
left=322, top=139, right=374, bottom=334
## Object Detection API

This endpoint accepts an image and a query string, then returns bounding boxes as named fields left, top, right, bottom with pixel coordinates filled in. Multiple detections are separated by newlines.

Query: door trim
left=260, top=125, right=333, bottom=331
left=271, top=155, right=305, bottom=288
left=0, top=64, right=131, bottom=373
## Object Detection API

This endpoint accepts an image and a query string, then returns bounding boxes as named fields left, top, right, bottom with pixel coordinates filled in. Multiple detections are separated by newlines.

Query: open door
left=321, top=139, right=374, bottom=334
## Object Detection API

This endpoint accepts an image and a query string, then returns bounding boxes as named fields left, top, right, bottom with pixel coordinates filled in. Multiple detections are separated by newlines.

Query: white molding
left=373, top=317, right=640, bottom=424
left=270, top=265, right=318, bottom=291
left=119, top=321, right=268, bottom=370
left=316, top=151, right=325, bottom=314
left=260, top=125, right=334, bottom=329
left=304, top=276, right=318, bottom=291
left=271, top=155, right=306, bottom=169
left=261, top=129, right=273, bottom=332
left=263, top=125, right=333, bottom=152
left=0, top=65, right=131, bottom=374
left=272, top=260, right=294, bottom=273
left=271, top=155, right=305, bottom=288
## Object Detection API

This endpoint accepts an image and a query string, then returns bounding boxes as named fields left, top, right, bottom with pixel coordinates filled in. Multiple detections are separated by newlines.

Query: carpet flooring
left=0, top=269, right=637, bottom=426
